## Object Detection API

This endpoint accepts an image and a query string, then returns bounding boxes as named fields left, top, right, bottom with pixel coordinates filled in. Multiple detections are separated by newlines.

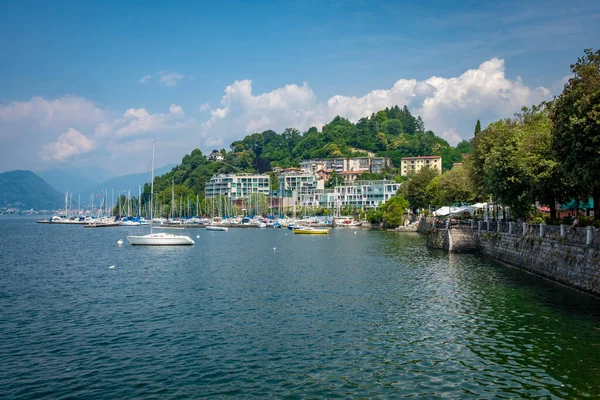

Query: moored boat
left=127, top=231, right=195, bottom=245
left=126, top=141, right=194, bottom=246
left=206, top=225, right=228, bottom=231
left=293, top=226, right=330, bottom=235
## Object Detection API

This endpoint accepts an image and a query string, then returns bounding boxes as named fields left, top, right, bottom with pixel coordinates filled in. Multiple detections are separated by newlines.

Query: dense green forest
left=148, top=105, right=473, bottom=206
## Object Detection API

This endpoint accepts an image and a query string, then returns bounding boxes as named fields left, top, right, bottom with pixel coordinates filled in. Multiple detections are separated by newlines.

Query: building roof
left=401, top=155, right=441, bottom=160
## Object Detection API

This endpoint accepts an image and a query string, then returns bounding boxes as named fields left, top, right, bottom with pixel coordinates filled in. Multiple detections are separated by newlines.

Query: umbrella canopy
left=561, top=199, right=594, bottom=210
left=433, top=206, right=475, bottom=216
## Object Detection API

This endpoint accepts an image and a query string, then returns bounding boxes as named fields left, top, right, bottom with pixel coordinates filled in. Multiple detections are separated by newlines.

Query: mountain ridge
left=0, top=170, right=64, bottom=210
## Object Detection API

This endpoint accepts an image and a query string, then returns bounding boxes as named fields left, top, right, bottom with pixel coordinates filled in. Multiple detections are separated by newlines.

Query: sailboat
left=126, top=141, right=195, bottom=246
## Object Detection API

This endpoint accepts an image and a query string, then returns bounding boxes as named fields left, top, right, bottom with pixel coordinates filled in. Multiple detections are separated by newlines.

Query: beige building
left=400, top=156, right=442, bottom=176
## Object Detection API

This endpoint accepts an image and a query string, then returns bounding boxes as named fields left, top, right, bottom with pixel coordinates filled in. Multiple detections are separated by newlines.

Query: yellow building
left=401, top=156, right=442, bottom=176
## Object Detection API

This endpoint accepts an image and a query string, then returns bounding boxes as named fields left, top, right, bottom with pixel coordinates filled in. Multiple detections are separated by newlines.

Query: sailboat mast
left=150, top=140, right=155, bottom=233
left=171, top=180, right=175, bottom=220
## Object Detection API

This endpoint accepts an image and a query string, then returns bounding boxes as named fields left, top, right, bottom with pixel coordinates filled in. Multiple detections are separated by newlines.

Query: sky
left=0, top=0, right=598, bottom=178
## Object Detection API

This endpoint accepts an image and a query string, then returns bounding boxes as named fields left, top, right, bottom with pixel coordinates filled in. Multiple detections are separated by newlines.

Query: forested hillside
left=149, top=105, right=473, bottom=202
left=0, top=170, right=64, bottom=210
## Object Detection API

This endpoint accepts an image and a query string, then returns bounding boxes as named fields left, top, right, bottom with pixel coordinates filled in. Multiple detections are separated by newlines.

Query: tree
left=474, top=119, right=481, bottom=136
left=516, top=105, right=571, bottom=219
left=416, top=116, right=425, bottom=133
left=382, top=195, right=410, bottom=228
left=428, top=164, right=475, bottom=205
left=481, top=119, right=533, bottom=218
left=549, top=48, right=600, bottom=219
left=399, top=168, right=438, bottom=212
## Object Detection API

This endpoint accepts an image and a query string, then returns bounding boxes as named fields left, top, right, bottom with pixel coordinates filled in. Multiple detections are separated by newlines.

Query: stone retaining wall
left=425, top=226, right=600, bottom=297
left=476, top=231, right=600, bottom=296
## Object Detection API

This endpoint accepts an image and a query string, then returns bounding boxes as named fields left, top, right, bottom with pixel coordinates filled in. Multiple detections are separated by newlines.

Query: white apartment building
left=323, top=180, right=400, bottom=210
left=400, top=156, right=442, bottom=176
left=278, top=172, right=324, bottom=208
left=205, top=174, right=270, bottom=199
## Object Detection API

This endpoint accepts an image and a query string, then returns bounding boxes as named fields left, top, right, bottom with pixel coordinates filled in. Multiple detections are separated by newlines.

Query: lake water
left=1, top=216, right=599, bottom=398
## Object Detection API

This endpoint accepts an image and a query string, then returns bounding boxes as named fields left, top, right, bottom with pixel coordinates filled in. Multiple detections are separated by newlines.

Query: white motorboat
left=206, top=225, right=228, bottom=231
left=126, top=141, right=194, bottom=246
left=119, top=219, right=141, bottom=226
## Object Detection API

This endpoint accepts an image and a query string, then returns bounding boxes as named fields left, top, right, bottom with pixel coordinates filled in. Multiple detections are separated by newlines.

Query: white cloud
left=100, top=104, right=190, bottom=138
left=246, top=116, right=272, bottom=132
left=159, top=72, right=185, bottom=87
left=415, top=58, right=551, bottom=142
left=200, top=80, right=321, bottom=147
left=326, top=79, right=418, bottom=122
left=199, top=57, right=552, bottom=147
left=552, top=74, right=572, bottom=94
left=169, top=104, right=184, bottom=116
left=136, top=71, right=186, bottom=86
left=0, top=95, right=106, bottom=129
left=440, top=128, right=462, bottom=145
left=39, top=128, right=96, bottom=162
left=199, top=102, right=211, bottom=112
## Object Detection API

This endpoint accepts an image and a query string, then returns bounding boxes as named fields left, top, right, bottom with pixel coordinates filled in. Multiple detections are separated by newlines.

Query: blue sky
left=1, top=0, right=598, bottom=177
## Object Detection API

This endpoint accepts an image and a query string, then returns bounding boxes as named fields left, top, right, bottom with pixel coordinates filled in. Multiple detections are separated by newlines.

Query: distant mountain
left=0, top=170, right=64, bottom=210
left=37, top=168, right=98, bottom=196
left=74, top=167, right=113, bottom=184
left=84, top=164, right=175, bottom=197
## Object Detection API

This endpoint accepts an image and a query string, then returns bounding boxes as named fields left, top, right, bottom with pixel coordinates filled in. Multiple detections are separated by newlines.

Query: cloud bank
left=199, top=58, right=551, bottom=149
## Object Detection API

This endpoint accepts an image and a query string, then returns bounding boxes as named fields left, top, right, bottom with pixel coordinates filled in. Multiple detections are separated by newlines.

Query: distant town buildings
left=400, top=156, right=442, bottom=176
left=205, top=171, right=400, bottom=213
left=204, top=156, right=403, bottom=214
left=300, top=156, right=391, bottom=179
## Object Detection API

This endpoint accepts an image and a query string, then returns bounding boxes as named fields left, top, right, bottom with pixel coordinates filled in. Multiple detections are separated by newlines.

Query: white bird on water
left=117, top=239, right=123, bottom=246
left=196, top=235, right=200, bottom=238
left=109, top=265, right=115, bottom=269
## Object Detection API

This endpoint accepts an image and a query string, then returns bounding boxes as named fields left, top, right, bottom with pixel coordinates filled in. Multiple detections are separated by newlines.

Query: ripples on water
left=1, top=216, right=599, bottom=398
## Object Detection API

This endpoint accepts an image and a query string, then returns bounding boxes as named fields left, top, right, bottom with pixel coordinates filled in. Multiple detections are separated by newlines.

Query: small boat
left=119, top=217, right=141, bottom=226
left=206, top=225, right=228, bottom=231
left=293, top=226, right=330, bottom=235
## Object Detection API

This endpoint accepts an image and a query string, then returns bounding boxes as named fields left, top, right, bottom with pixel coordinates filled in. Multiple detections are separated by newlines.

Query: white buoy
left=117, top=239, right=123, bottom=246
left=273, top=247, right=276, bottom=250
left=109, top=265, right=115, bottom=269
left=354, top=231, right=357, bottom=234
left=285, top=233, right=288, bottom=235
left=196, top=235, right=200, bottom=238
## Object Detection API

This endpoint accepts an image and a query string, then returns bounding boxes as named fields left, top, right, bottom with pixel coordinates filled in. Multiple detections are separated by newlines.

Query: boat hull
left=293, top=228, right=330, bottom=235
left=206, top=226, right=228, bottom=231
left=126, top=233, right=195, bottom=245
